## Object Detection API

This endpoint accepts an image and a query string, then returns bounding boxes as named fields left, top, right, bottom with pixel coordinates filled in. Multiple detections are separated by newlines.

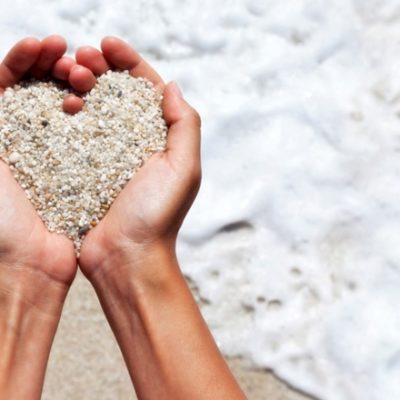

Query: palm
left=108, top=154, right=189, bottom=240
left=0, top=162, right=75, bottom=282
left=80, top=151, right=195, bottom=274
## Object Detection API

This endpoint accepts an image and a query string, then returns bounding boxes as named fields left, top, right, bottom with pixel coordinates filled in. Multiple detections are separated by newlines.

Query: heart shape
left=0, top=70, right=167, bottom=250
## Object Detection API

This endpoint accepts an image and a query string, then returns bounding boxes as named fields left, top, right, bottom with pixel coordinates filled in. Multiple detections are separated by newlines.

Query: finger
left=101, top=36, right=164, bottom=89
left=69, top=65, right=97, bottom=92
left=63, top=94, right=85, bottom=115
left=76, top=46, right=110, bottom=75
left=0, top=37, right=41, bottom=91
left=52, top=56, right=76, bottom=80
left=30, top=35, right=67, bottom=78
left=163, top=82, right=201, bottom=164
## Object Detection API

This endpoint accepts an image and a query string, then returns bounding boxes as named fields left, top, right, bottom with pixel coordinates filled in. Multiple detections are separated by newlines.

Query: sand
left=0, top=71, right=167, bottom=251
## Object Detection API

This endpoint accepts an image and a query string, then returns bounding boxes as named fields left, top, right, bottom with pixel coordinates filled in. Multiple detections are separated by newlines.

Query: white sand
left=0, top=71, right=167, bottom=250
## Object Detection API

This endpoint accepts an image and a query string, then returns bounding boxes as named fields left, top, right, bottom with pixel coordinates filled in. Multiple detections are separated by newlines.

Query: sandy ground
left=43, top=272, right=311, bottom=400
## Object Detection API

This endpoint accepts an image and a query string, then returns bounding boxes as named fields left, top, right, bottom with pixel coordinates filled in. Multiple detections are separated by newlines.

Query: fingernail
left=170, top=81, right=183, bottom=98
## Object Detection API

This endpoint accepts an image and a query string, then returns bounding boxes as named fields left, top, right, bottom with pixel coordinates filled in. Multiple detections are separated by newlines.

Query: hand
left=0, top=35, right=81, bottom=288
left=0, top=36, right=95, bottom=400
left=0, top=35, right=100, bottom=280
left=77, top=37, right=202, bottom=279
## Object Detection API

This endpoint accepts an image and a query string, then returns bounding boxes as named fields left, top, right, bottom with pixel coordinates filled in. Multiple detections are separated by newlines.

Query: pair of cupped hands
left=0, top=35, right=201, bottom=294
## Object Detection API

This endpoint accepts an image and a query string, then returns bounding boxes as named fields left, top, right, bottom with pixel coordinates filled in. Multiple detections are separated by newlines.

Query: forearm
left=0, top=263, right=69, bottom=400
left=90, top=245, right=246, bottom=400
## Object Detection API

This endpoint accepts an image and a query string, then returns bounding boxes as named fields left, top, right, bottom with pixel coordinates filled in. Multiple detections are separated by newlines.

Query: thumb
left=162, top=82, right=201, bottom=164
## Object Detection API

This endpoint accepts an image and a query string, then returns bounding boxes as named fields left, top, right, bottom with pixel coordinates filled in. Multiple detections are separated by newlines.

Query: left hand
left=0, top=35, right=96, bottom=400
left=0, top=35, right=81, bottom=288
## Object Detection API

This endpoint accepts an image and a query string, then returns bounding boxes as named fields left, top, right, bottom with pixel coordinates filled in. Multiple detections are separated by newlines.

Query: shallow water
left=2, top=1, right=400, bottom=399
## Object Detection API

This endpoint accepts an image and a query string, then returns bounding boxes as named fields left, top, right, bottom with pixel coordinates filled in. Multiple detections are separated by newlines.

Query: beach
left=1, top=0, right=400, bottom=399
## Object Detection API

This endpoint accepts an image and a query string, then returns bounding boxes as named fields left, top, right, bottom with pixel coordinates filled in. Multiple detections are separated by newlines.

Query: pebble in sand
left=0, top=71, right=168, bottom=252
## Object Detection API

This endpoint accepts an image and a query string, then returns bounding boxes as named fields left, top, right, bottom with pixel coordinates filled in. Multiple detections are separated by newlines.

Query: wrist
left=87, top=239, right=187, bottom=321
left=0, top=261, right=71, bottom=317
left=85, top=236, right=179, bottom=285
left=0, top=263, right=68, bottom=399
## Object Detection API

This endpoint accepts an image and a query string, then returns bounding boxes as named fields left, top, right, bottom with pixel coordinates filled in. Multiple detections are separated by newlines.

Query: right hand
left=77, top=37, right=202, bottom=279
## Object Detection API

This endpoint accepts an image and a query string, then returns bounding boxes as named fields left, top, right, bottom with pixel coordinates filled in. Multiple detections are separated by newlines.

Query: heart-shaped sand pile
left=0, top=71, right=167, bottom=250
